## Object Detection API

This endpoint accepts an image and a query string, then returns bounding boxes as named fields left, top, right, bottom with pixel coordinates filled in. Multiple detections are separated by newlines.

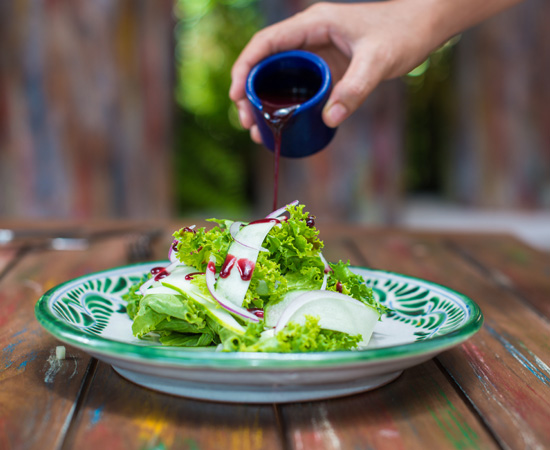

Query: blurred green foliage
left=174, top=0, right=262, bottom=216
left=404, top=38, right=459, bottom=195
left=173, top=1, right=458, bottom=213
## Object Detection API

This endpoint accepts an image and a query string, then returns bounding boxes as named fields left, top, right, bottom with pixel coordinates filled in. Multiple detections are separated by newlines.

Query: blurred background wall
left=0, top=0, right=174, bottom=219
left=0, top=0, right=548, bottom=237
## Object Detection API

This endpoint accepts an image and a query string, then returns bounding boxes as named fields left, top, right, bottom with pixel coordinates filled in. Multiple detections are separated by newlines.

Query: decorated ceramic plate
left=35, top=262, right=483, bottom=403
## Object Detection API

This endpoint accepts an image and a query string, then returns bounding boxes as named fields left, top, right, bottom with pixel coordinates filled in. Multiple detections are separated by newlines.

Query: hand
left=230, top=0, right=523, bottom=143
left=229, top=1, right=441, bottom=143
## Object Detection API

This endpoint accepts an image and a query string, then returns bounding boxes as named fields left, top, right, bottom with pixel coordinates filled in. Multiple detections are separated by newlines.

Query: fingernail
left=325, top=103, right=347, bottom=127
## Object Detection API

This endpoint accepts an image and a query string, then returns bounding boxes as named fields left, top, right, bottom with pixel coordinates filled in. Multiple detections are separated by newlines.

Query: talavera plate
left=35, top=262, right=483, bottom=403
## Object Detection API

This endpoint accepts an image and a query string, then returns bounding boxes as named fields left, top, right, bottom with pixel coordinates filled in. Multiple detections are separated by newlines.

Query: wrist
left=409, top=0, right=524, bottom=49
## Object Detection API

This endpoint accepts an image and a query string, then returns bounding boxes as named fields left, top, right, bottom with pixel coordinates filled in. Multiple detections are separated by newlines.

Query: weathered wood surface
left=445, top=234, right=550, bottom=318
left=0, top=234, right=137, bottom=449
left=0, top=0, right=174, bottom=220
left=344, top=229, right=550, bottom=449
left=2, top=223, right=549, bottom=449
left=62, top=362, right=282, bottom=450
left=280, top=361, right=499, bottom=450
left=0, top=247, right=20, bottom=275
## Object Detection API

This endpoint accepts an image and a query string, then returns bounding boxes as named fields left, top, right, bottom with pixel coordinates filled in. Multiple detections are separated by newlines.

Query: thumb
left=322, top=52, right=383, bottom=127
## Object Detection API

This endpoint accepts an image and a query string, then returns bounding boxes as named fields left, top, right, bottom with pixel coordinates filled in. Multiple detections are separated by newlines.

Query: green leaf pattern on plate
left=51, top=274, right=141, bottom=336
left=364, top=274, right=467, bottom=340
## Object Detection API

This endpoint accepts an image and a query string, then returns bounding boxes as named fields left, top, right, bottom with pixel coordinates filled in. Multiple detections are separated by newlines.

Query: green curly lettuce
left=172, top=219, right=234, bottom=271
left=132, top=293, right=208, bottom=339
left=328, top=261, right=390, bottom=315
left=122, top=275, right=148, bottom=320
left=219, top=316, right=362, bottom=352
left=126, top=203, right=387, bottom=352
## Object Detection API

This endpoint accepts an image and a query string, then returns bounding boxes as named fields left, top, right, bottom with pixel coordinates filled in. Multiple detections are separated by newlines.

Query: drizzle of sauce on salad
left=185, top=271, right=204, bottom=280
left=237, top=258, right=255, bottom=281
left=247, top=308, right=264, bottom=319
left=220, top=254, right=256, bottom=281
left=248, top=218, right=280, bottom=226
left=207, top=260, right=216, bottom=273
left=259, top=87, right=317, bottom=210
left=150, top=266, right=169, bottom=281
left=220, top=254, right=237, bottom=278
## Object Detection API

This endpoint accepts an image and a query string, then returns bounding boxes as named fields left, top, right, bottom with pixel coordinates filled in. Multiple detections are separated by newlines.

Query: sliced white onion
left=229, top=221, right=243, bottom=237
left=168, top=239, right=179, bottom=262
left=229, top=221, right=269, bottom=253
left=320, top=272, right=329, bottom=291
left=275, top=290, right=376, bottom=334
left=205, top=256, right=260, bottom=322
left=139, top=260, right=181, bottom=296
left=165, top=260, right=180, bottom=272
left=266, top=200, right=299, bottom=219
left=139, top=277, right=156, bottom=296
left=319, top=252, right=332, bottom=273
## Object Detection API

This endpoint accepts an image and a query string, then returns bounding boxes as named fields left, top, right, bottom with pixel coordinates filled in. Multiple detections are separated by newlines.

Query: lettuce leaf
left=131, top=293, right=208, bottom=338
left=328, top=261, right=390, bottom=315
left=122, top=275, right=148, bottom=320
left=220, top=316, right=361, bottom=352
left=158, top=330, right=216, bottom=347
left=172, top=219, right=233, bottom=271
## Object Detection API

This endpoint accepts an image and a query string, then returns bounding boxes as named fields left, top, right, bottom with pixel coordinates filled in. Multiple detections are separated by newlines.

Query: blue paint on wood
left=90, top=405, right=104, bottom=426
left=486, top=324, right=550, bottom=386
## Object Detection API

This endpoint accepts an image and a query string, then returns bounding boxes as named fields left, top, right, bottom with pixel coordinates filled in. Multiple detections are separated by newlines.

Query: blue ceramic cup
left=245, top=50, right=336, bottom=158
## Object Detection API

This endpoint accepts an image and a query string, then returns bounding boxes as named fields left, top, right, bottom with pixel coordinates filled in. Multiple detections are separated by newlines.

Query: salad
left=125, top=202, right=389, bottom=352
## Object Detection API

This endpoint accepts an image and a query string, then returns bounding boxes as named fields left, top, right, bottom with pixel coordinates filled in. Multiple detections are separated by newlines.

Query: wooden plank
left=280, top=231, right=498, bottom=450
left=0, top=1, right=174, bottom=219
left=348, top=230, right=550, bottom=449
left=281, top=361, right=498, bottom=450
left=0, top=234, right=137, bottom=449
left=447, top=234, right=550, bottom=318
left=0, top=247, right=20, bottom=275
left=62, top=362, right=283, bottom=450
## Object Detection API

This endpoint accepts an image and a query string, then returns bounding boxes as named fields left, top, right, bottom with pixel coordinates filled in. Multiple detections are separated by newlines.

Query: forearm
left=417, top=0, right=524, bottom=50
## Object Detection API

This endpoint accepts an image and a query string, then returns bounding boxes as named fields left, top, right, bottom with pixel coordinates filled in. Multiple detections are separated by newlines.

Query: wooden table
left=1, top=222, right=549, bottom=449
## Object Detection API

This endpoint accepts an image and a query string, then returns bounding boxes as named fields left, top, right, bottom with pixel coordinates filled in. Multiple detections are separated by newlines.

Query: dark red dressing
left=248, top=218, right=280, bottom=226
left=150, top=266, right=170, bottom=281
left=247, top=308, right=264, bottom=319
left=154, top=270, right=169, bottom=281
left=220, top=254, right=237, bottom=278
left=150, top=267, right=165, bottom=275
left=216, top=254, right=256, bottom=282
left=185, top=272, right=204, bottom=280
left=237, top=258, right=255, bottom=281
left=259, top=90, right=316, bottom=210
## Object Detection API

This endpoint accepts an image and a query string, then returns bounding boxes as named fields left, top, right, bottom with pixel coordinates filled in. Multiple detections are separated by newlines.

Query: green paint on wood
left=427, top=388, right=481, bottom=450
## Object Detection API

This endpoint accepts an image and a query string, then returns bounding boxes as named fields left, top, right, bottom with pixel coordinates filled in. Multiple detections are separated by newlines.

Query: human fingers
left=250, top=125, right=262, bottom=144
left=230, top=26, right=307, bottom=103
left=322, top=43, right=386, bottom=127
left=236, top=99, right=255, bottom=130
left=229, top=6, right=329, bottom=104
